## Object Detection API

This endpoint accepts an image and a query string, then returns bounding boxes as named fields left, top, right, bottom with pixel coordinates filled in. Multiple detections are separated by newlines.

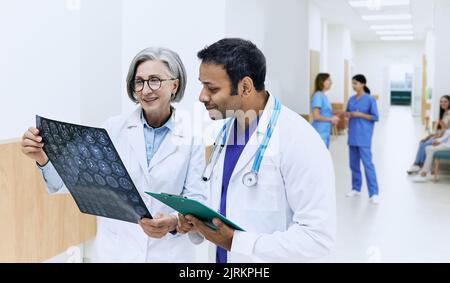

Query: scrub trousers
left=349, top=146, right=379, bottom=197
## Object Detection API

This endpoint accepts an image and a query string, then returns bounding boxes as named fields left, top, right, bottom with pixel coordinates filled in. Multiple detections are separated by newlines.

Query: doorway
left=390, top=64, right=414, bottom=106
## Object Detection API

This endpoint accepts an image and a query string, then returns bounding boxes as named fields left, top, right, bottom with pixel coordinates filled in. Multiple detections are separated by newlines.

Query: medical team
left=22, top=48, right=206, bottom=262
left=19, top=38, right=388, bottom=262
left=311, top=73, right=380, bottom=204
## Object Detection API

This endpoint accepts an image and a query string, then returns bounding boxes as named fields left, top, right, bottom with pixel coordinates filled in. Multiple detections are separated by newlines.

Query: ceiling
left=312, top=0, right=435, bottom=42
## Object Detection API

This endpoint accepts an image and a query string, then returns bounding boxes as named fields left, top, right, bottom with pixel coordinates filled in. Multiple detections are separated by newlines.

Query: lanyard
left=220, top=97, right=281, bottom=174
left=251, top=98, right=281, bottom=174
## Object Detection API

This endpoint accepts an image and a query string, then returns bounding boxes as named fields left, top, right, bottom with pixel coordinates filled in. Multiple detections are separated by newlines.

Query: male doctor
left=178, top=38, right=336, bottom=263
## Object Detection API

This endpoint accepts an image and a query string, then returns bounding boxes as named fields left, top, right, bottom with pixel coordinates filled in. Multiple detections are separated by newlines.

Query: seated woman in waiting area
left=407, top=95, right=450, bottom=174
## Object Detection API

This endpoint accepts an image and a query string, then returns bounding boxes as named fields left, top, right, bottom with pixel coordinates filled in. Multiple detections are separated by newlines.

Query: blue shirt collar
left=140, top=107, right=175, bottom=131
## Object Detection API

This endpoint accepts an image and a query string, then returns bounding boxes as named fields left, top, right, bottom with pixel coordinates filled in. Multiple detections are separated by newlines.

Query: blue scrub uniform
left=217, top=117, right=259, bottom=263
left=346, top=93, right=379, bottom=197
left=311, top=91, right=333, bottom=148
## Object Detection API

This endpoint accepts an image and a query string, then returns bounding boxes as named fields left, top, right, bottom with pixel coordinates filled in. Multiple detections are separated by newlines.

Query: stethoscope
left=202, top=97, right=281, bottom=187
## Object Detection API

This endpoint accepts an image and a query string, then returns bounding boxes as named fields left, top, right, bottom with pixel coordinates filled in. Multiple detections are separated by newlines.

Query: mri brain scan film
left=36, top=115, right=152, bottom=223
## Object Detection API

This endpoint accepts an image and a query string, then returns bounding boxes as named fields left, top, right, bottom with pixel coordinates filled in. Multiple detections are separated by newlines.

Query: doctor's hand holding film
left=138, top=213, right=178, bottom=239
left=21, top=127, right=49, bottom=166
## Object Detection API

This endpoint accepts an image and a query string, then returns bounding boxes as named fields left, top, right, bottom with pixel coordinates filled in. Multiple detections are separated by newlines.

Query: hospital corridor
left=325, top=106, right=450, bottom=262
left=189, top=106, right=450, bottom=263
left=1, top=0, right=450, bottom=267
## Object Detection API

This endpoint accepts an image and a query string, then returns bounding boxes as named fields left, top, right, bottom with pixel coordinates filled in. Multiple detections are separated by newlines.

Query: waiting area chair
left=433, top=151, right=450, bottom=182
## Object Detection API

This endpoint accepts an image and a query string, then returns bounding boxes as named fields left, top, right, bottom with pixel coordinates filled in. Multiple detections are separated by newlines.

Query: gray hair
left=126, top=47, right=187, bottom=103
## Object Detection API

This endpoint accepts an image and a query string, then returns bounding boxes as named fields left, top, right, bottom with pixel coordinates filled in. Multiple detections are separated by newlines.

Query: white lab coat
left=206, top=95, right=336, bottom=263
left=45, top=106, right=206, bottom=262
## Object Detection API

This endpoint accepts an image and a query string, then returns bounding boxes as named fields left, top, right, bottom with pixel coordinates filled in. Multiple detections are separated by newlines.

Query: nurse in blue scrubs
left=311, top=73, right=340, bottom=148
left=345, top=74, right=380, bottom=205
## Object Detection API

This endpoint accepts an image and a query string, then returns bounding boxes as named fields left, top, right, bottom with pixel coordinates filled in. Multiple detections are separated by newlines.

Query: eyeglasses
left=131, top=77, right=177, bottom=92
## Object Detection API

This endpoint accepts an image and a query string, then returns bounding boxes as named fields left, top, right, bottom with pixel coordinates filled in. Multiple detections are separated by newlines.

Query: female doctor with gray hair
left=20, top=47, right=206, bottom=262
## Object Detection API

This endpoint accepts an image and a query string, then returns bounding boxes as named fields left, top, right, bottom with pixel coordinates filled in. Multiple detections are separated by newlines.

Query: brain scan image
left=48, top=144, right=59, bottom=155
left=53, top=134, right=63, bottom=145
left=67, top=143, right=79, bottom=156
left=49, top=122, right=58, bottom=134
left=95, top=131, right=110, bottom=146
left=60, top=126, right=71, bottom=141
left=78, top=144, right=91, bottom=159
left=36, top=115, right=152, bottom=223
left=98, top=160, right=112, bottom=175
left=60, top=146, right=69, bottom=157
left=103, top=146, right=117, bottom=162
left=89, top=145, right=104, bottom=160
left=74, top=156, right=87, bottom=170
left=118, top=192, right=128, bottom=202
left=83, top=130, right=96, bottom=144
left=111, top=162, right=126, bottom=177
left=129, top=194, right=140, bottom=203
left=73, top=133, right=83, bottom=144
left=85, top=159, right=99, bottom=173
left=94, top=174, right=106, bottom=186
left=82, top=172, right=94, bottom=183
left=135, top=206, right=147, bottom=217
left=119, top=177, right=133, bottom=191
left=106, top=176, right=119, bottom=189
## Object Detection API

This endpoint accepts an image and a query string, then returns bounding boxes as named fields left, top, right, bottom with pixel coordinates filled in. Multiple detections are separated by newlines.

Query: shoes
left=369, top=195, right=380, bottom=205
left=407, top=165, right=421, bottom=174
left=346, top=190, right=361, bottom=198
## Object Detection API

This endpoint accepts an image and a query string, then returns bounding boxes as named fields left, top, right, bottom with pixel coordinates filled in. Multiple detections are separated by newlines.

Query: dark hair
left=314, top=73, right=330, bottom=93
left=439, top=95, right=450, bottom=129
left=352, top=74, right=371, bottom=94
left=197, top=38, right=266, bottom=96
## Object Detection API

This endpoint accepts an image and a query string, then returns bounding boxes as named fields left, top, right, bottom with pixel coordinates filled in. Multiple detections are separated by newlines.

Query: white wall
left=226, top=0, right=311, bottom=114
left=121, top=0, right=226, bottom=141
left=0, top=0, right=125, bottom=140
left=431, top=0, right=450, bottom=121
left=354, top=41, right=425, bottom=115
left=1, top=0, right=313, bottom=142
left=321, top=19, right=329, bottom=71
left=309, top=1, right=323, bottom=53
left=309, top=2, right=332, bottom=72
left=425, top=30, right=435, bottom=94
left=0, top=0, right=81, bottom=141
left=327, top=25, right=352, bottom=104
left=121, top=0, right=226, bottom=114
left=80, top=0, right=122, bottom=127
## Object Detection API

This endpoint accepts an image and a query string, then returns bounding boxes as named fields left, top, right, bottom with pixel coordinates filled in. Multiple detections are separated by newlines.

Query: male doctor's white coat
left=39, top=106, right=206, bottom=262
left=205, top=95, right=336, bottom=263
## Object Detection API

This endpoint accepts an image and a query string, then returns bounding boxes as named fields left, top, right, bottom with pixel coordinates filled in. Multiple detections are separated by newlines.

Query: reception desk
left=0, top=140, right=96, bottom=262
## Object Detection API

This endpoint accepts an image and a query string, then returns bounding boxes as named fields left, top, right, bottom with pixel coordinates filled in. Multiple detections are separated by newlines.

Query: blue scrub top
left=217, top=117, right=259, bottom=263
left=311, top=91, right=333, bottom=136
left=346, top=93, right=379, bottom=147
